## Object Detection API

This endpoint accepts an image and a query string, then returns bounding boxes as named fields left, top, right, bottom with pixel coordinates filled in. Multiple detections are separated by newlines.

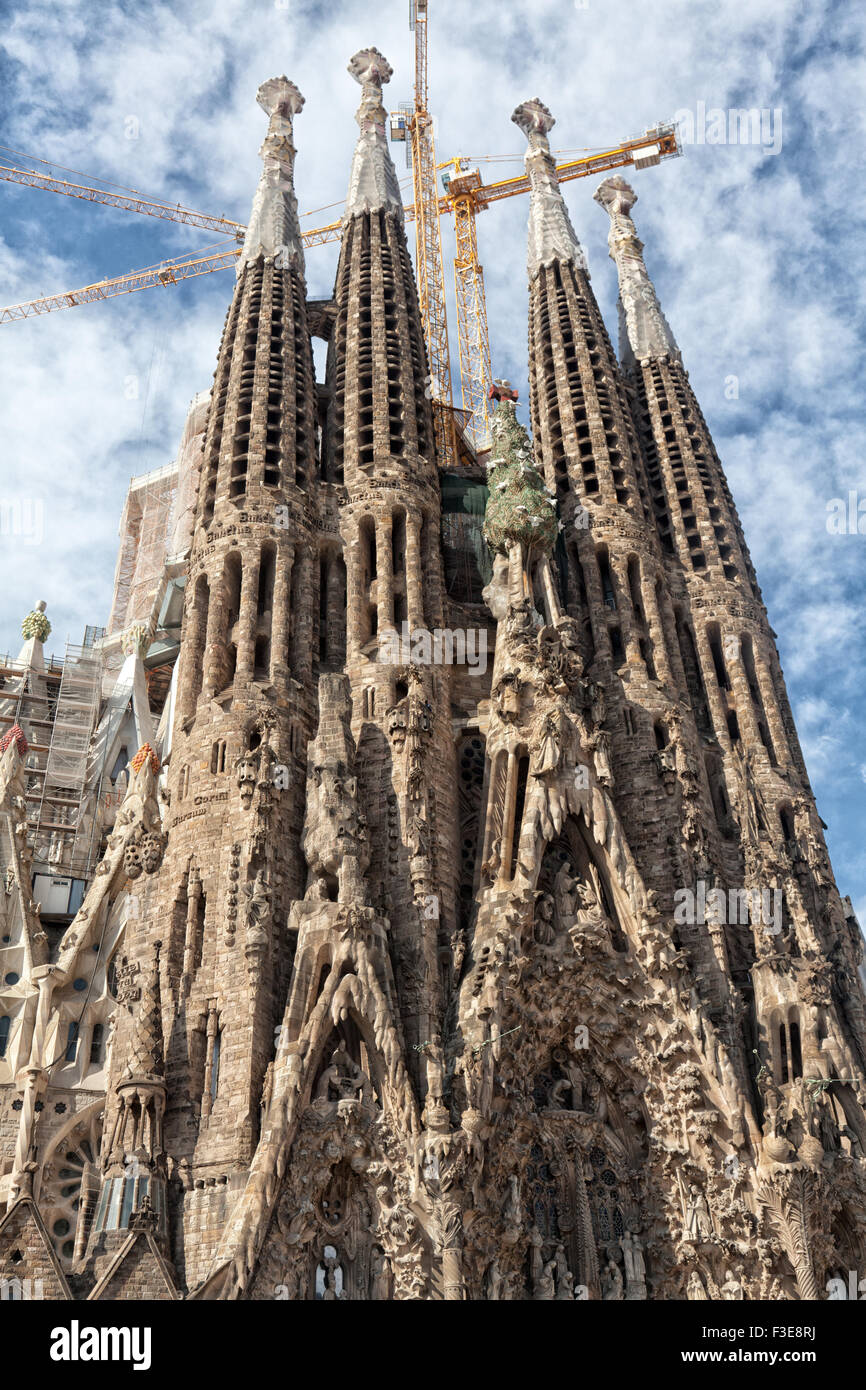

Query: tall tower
left=329, top=48, right=458, bottom=1089
left=595, top=172, right=866, bottom=1095
left=82, top=75, right=324, bottom=1291
left=514, top=99, right=738, bottom=1021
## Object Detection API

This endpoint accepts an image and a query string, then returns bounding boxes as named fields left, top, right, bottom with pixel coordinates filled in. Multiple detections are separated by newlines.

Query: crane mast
left=406, top=0, right=457, bottom=467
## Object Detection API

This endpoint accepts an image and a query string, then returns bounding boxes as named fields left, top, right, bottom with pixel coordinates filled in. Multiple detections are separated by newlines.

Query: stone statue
left=315, top=1041, right=373, bottom=1105
left=602, top=1258, right=624, bottom=1300
left=685, top=1184, right=713, bottom=1241
left=686, top=1270, right=709, bottom=1300
left=533, top=891, right=557, bottom=945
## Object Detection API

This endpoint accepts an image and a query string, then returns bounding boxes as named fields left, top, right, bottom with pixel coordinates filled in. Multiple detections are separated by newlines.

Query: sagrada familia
left=1, top=48, right=864, bottom=1302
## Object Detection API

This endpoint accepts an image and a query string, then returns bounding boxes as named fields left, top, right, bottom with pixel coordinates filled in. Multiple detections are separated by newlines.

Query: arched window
left=596, top=546, right=617, bottom=610
left=0, top=1016, right=10, bottom=1059
left=507, top=753, right=530, bottom=882
left=218, top=553, right=242, bottom=692
left=185, top=573, right=209, bottom=713
left=707, top=623, right=731, bottom=690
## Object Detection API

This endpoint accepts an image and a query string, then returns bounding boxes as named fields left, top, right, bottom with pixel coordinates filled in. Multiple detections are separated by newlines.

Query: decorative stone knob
left=348, top=47, right=393, bottom=89
left=512, top=98, right=555, bottom=150
left=594, top=175, right=637, bottom=219
left=256, top=76, right=304, bottom=119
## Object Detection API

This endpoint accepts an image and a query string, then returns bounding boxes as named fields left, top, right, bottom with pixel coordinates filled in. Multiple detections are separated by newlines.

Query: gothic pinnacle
left=512, top=97, right=587, bottom=280
left=344, top=47, right=404, bottom=220
left=594, top=175, right=680, bottom=366
left=238, top=76, right=305, bottom=276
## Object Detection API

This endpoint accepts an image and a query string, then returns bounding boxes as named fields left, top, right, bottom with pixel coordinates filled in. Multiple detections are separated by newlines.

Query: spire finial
left=344, top=48, right=403, bottom=220
left=348, top=47, right=393, bottom=105
left=256, top=75, right=304, bottom=121
left=238, top=75, right=305, bottom=275
left=594, top=174, right=637, bottom=219
left=594, top=176, right=679, bottom=366
left=511, top=98, right=555, bottom=154
left=513, top=97, right=586, bottom=280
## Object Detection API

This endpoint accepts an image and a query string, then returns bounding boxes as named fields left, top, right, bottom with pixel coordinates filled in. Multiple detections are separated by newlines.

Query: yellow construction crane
left=1, top=72, right=681, bottom=456
left=0, top=245, right=241, bottom=324
left=441, top=124, right=680, bottom=447
left=0, top=161, right=246, bottom=240
left=401, top=0, right=458, bottom=467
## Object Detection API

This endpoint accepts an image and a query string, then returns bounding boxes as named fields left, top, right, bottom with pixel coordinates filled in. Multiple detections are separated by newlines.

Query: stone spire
left=344, top=47, right=403, bottom=220
left=512, top=98, right=586, bottom=279
left=238, top=76, right=305, bottom=275
left=594, top=176, right=680, bottom=367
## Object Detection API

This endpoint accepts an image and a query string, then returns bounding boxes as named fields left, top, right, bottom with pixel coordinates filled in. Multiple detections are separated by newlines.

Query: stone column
left=270, top=544, right=294, bottom=682
left=345, top=535, right=364, bottom=655
left=405, top=515, right=424, bottom=631
left=376, top=517, right=395, bottom=633
left=641, top=571, right=674, bottom=686
left=499, top=750, right=519, bottom=883
left=236, top=554, right=261, bottom=680
left=203, top=573, right=225, bottom=698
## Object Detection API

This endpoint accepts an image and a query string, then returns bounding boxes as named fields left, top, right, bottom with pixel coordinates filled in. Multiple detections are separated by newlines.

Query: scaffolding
left=106, top=463, right=178, bottom=637
left=0, top=649, right=60, bottom=854
left=106, top=392, right=209, bottom=640
left=32, top=642, right=103, bottom=878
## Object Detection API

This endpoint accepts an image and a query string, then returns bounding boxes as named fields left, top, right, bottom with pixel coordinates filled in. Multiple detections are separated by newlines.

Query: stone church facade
left=1, top=48, right=864, bottom=1301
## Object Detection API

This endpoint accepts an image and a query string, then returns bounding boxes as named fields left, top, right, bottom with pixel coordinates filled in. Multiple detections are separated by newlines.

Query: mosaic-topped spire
left=594, top=175, right=680, bottom=366
left=344, top=47, right=403, bottom=220
left=512, top=98, right=586, bottom=279
left=238, top=77, right=305, bottom=275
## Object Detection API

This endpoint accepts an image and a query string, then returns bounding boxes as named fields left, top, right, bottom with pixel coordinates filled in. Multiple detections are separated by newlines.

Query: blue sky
left=1, top=0, right=864, bottom=917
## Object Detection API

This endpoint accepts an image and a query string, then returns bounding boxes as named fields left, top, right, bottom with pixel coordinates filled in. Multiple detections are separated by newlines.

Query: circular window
left=72, top=978, right=88, bottom=992
left=2, top=934, right=10, bottom=944
left=4, top=972, right=19, bottom=986
left=52, top=1219, right=70, bottom=1237
left=62, top=1240, right=74, bottom=1259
